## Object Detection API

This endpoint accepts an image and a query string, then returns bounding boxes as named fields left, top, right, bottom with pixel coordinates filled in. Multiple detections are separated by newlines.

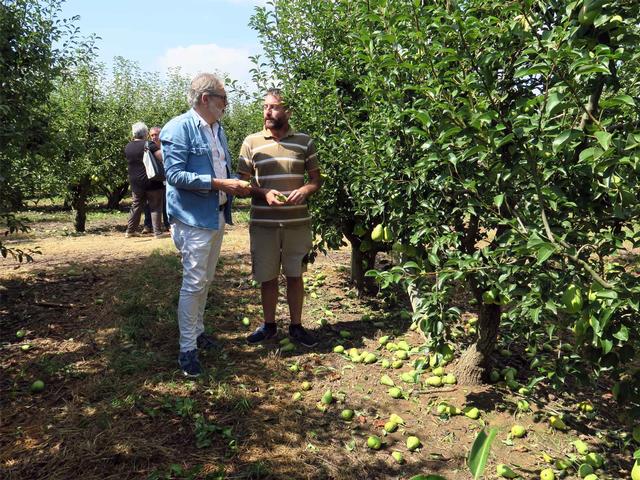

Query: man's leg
left=162, top=188, right=170, bottom=230
left=147, top=189, right=164, bottom=236
left=172, top=220, right=216, bottom=375
left=282, top=225, right=316, bottom=347
left=195, top=211, right=225, bottom=340
left=247, top=225, right=281, bottom=343
left=286, top=276, right=304, bottom=326
left=126, top=191, right=146, bottom=235
left=143, top=202, right=152, bottom=233
left=261, top=278, right=279, bottom=325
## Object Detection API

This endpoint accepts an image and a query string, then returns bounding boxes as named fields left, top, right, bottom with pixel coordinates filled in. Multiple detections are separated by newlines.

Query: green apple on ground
left=367, top=435, right=382, bottom=450
left=540, top=468, right=555, bottom=480
left=391, top=451, right=404, bottom=464
left=321, top=389, right=333, bottom=405
left=30, top=380, right=45, bottom=393
left=340, top=409, right=354, bottom=421
left=496, top=463, right=517, bottom=478
left=406, top=436, right=421, bottom=451
left=388, top=387, right=403, bottom=399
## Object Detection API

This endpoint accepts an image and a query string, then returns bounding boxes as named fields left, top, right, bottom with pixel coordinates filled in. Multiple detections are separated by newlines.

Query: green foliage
left=468, top=428, right=498, bottom=479
left=0, top=0, right=91, bottom=257
left=251, top=0, right=640, bottom=394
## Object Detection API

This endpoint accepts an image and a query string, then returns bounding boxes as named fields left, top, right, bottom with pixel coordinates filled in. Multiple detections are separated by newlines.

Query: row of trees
left=251, top=0, right=640, bottom=396
left=1, top=0, right=262, bottom=259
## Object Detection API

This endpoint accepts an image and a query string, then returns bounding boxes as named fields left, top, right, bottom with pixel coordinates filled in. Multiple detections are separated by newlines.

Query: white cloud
left=156, top=43, right=256, bottom=88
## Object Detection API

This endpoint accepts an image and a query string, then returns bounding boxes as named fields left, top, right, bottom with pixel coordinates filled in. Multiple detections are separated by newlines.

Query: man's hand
left=213, top=178, right=251, bottom=196
left=265, top=189, right=288, bottom=206
left=286, top=188, right=308, bottom=205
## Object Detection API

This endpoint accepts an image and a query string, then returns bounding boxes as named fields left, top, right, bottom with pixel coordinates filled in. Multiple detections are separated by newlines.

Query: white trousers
left=171, top=213, right=225, bottom=352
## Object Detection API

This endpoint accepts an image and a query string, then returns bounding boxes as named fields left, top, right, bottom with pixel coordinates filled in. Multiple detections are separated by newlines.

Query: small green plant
left=467, top=428, right=498, bottom=479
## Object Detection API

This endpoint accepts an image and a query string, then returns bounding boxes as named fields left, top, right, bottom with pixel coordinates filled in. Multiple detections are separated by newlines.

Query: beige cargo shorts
left=249, top=223, right=312, bottom=283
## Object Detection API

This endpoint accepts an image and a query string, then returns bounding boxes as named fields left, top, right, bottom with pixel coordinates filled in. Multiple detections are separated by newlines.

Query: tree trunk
left=6, top=188, right=24, bottom=211
left=455, top=301, right=501, bottom=385
left=106, top=182, right=129, bottom=209
left=70, top=176, right=91, bottom=232
left=348, top=237, right=377, bottom=295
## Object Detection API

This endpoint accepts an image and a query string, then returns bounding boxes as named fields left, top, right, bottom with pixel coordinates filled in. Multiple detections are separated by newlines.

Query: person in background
left=160, top=73, right=251, bottom=377
left=238, top=88, right=323, bottom=347
left=124, top=122, right=164, bottom=238
left=143, top=126, right=169, bottom=232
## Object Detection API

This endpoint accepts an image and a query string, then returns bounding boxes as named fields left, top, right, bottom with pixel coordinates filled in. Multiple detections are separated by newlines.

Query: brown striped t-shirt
left=238, top=128, right=320, bottom=227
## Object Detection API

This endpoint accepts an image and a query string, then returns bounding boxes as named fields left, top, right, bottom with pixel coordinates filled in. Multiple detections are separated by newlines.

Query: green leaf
left=535, top=243, right=556, bottom=264
left=579, top=147, right=603, bottom=163
left=409, top=476, right=447, bottom=480
left=552, top=130, right=573, bottom=152
left=594, top=131, right=612, bottom=151
left=613, top=325, right=629, bottom=342
left=603, top=94, right=635, bottom=107
left=493, top=194, right=505, bottom=208
left=545, top=92, right=564, bottom=116
left=468, top=428, right=498, bottom=479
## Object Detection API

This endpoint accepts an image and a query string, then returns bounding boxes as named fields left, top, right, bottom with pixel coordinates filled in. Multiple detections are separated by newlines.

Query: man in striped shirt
left=238, top=88, right=323, bottom=347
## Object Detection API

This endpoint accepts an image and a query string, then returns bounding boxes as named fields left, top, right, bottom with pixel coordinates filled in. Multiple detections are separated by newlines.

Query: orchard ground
left=0, top=199, right=637, bottom=480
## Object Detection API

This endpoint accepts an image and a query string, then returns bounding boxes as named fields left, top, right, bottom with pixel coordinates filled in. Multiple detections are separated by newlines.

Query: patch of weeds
left=110, top=393, right=142, bottom=410
left=34, top=356, right=65, bottom=376
left=147, top=463, right=226, bottom=480
left=233, top=209, right=250, bottom=224
left=115, top=252, right=181, bottom=344
left=110, top=349, right=155, bottom=375
left=193, top=414, right=236, bottom=453
left=162, top=396, right=196, bottom=418
left=117, top=303, right=159, bottom=344
left=233, top=396, right=252, bottom=414
left=205, top=382, right=233, bottom=402
left=242, top=461, right=271, bottom=479
left=60, top=362, right=85, bottom=379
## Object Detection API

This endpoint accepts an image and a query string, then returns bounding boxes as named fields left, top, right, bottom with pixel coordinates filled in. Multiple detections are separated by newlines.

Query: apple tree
left=251, top=0, right=640, bottom=394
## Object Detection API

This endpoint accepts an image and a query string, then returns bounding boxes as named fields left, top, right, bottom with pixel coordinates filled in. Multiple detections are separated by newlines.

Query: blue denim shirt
left=160, top=109, right=233, bottom=230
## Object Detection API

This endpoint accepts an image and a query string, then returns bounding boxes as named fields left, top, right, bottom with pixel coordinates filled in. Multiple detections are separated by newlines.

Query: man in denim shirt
left=161, top=73, right=250, bottom=377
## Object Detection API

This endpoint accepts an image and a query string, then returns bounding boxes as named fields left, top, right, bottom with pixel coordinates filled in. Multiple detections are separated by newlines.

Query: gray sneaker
left=178, top=349, right=202, bottom=377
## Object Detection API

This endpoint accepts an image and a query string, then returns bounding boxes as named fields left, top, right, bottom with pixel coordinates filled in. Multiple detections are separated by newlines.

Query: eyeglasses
left=263, top=104, right=285, bottom=111
left=206, top=91, right=228, bottom=103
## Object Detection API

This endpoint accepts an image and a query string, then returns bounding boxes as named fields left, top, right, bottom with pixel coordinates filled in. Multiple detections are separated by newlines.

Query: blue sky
left=59, top=0, right=266, bottom=88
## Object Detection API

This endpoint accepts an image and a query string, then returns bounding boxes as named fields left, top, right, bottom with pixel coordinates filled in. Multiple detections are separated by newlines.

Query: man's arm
left=286, top=168, right=323, bottom=205
left=162, top=126, right=213, bottom=191
left=238, top=171, right=289, bottom=206
left=162, top=124, right=250, bottom=196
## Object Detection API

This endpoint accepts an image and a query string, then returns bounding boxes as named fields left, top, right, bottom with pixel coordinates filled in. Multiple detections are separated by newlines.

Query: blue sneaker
left=178, top=349, right=202, bottom=377
left=247, top=323, right=277, bottom=344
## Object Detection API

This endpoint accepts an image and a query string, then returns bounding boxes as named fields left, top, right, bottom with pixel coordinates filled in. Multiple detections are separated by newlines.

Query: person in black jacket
left=124, top=122, right=164, bottom=238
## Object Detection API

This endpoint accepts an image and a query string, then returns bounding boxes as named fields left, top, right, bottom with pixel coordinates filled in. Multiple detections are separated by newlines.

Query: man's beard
left=265, top=117, right=284, bottom=129
left=208, top=103, right=225, bottom=122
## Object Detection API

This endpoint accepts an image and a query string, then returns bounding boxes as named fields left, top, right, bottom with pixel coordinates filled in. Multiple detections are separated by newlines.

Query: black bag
left=142, top=141, right=164, bottom=181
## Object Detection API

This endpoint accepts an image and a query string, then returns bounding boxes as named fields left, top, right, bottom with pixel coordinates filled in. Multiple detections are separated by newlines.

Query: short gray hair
left=132, top=122, right=148, bottom=139
left=187, top=73, right=224, bottom=107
